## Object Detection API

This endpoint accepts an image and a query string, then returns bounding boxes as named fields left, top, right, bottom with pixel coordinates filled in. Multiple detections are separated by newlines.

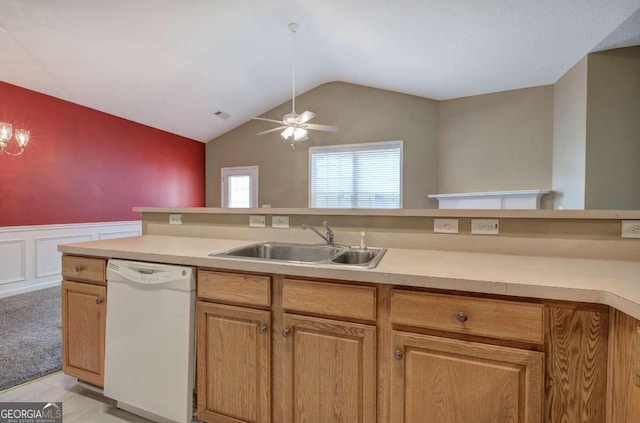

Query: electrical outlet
left=434, top=218, right=459, bottom=234
left=169, top=214, right=182, bottom=225
left=272, top=215, right=290, bottom=229
left=621, top=220, right=640, bottom=239
left=249, top=215, right=266, bottom=228
left=471, top=219, right=499, bottom=235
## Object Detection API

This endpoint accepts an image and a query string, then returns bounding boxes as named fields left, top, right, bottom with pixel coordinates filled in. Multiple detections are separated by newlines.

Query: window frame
left=221, top=165, right=259, bottom=208
left=308, top=140, right=403, bottom=209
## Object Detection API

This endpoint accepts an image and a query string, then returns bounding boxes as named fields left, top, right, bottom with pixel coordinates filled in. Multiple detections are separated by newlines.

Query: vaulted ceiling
left=1, top=0, right=639, bottom=142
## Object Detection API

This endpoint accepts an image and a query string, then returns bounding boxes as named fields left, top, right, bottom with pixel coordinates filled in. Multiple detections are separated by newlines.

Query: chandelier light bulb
left=15, top=129, right=30, bottom=148
left=0, top=122, right=30, bottom=156
left=0, top=122, right=12, bottom=142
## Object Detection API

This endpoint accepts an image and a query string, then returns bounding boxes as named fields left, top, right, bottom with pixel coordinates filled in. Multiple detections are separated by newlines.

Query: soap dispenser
left=359, top=231, right=368, bottom=251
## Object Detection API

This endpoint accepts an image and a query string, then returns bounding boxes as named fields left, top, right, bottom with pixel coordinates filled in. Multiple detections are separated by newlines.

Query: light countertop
left=59, top=235, right=640, bottom=319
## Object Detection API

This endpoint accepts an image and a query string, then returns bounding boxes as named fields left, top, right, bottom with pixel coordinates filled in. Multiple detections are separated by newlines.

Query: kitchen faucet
left=302, top=221, right=334, bottom=246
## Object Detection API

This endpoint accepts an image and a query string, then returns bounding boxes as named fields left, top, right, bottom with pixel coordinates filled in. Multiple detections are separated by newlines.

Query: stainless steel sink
left=211, top=242, right=386, bottom=268
left=331, top=250, right=377, bottom=265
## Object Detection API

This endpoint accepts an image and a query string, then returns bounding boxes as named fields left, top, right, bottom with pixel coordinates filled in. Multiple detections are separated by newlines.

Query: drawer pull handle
left=96, top=298, right=104, bottom=305
left=282, top=328, right=291, bottom=338
left=394, top=350, right=403, bottom=360
left=259, top=326, right=268, bottom=335
left=74, top=265, right=84, bottom=272
left=457, top=311, right=468, bottom=323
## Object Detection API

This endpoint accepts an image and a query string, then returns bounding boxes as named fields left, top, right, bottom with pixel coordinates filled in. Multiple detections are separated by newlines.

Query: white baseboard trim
left=0, top=220, right=141, bottom=298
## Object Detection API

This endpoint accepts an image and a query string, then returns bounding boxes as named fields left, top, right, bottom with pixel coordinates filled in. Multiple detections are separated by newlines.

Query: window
left=221, top=166, right=258, bottom=208
left=309, top=141, right=402, bottom=208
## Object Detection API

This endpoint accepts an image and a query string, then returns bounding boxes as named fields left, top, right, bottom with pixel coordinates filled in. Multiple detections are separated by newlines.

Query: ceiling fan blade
left=257, top=126, right=287, bottom=136
left=304, top=123, right=339, bottom=133
left=252, top=117, right=284, bottom=124
left=297, top=111, right=317, bottom=124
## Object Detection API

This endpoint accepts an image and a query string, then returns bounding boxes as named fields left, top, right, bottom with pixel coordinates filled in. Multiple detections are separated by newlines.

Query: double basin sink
left=212, top=242, right=386, bottom=269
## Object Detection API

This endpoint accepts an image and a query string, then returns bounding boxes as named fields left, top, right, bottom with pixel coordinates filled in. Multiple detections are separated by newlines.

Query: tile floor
left=0, top=372, right=151, bottom=422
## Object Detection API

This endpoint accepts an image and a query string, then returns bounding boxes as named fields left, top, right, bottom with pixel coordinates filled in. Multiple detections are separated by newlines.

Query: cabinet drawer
left=391, top=290, right=544, bottom=344
left=283, top=279, right=376, bottom=321
left=62, top=255, right=106, bottom=284
left=198, top=270, right=271, bottom=306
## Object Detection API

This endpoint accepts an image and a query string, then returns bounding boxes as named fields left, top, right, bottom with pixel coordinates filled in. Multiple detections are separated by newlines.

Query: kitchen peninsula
left=59, top=207, right=640, bottom=423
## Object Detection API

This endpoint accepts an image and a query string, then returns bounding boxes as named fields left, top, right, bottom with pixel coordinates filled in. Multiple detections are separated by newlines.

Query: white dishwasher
left=104, top=259, right=196, bottom=423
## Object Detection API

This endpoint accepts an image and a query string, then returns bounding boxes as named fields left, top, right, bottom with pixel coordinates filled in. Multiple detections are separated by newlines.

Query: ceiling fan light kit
left=252, top=23, right=338, bottom=149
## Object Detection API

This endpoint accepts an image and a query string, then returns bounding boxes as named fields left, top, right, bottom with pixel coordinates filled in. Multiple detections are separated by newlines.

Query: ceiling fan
left=252, top=23, right=338, bottom=148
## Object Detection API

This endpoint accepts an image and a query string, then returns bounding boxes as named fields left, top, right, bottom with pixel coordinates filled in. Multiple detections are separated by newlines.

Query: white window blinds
left=309, top=141, right=403, bottom=208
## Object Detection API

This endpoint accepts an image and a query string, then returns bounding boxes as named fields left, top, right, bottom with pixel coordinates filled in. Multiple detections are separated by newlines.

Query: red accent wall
left=0, top=82, right=205, bottom=227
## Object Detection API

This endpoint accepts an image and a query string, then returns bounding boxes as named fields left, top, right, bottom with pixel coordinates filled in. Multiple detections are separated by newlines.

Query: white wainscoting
left=0, top=221, right=141, bottom=298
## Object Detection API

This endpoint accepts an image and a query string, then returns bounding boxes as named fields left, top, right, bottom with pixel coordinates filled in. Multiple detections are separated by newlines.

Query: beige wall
left=585, top=46, right=640, bottom=209
left=551, top=46, right=640, bottom=210
left=206, top=48, right=639, bottom=210
left=552, top=56, right=588, bottom=209
left=206, top=82, right=439, bottom=208
left=438, top=86, right=553, bottom=193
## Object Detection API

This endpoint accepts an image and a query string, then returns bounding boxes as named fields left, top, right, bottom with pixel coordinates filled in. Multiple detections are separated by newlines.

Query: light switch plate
left=434, top=218, right=459, bottom=233
left=169, top=214, right=182, bottom=225
left=272, top=215, right=290, bottom=229
left=249, top=215, right=266, bottom=228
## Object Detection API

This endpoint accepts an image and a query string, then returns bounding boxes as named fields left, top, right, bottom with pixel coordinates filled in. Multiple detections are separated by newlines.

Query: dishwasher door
left=104, top=259, right=195, bottom=423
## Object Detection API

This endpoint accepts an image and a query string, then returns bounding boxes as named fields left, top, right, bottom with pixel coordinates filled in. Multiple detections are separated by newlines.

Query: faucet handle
left=323, top=221, right=335, bottom=245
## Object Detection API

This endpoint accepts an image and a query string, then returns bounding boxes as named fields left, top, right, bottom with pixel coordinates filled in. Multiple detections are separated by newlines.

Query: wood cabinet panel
left=391, top=290, right=544, bottom=344
left=62, top=255, right=106, bottom=284
left=61, top=280, right=106, bottom=387
left=545, top=307, right=608, bottom=423
left=391, top=331, right=544, bottom=423
left=283, top=313, right=376, bottom=423
left=606, top=308, right=637, bottom=423
left=283, top=278, right=376, bottom=321
left=197, top=301, right=271, bottom=423
left=198, top=270, right=271, bottom=306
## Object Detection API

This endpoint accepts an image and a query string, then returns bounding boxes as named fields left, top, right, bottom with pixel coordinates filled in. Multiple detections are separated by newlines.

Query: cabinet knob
left=259, top=325, right=268, bottom=335
left=282, top=328, right=291, bottom=337
left=457, top=311, right=468, bottom=323
left=75, top=265, right=84, bottom=272
left=96, top=298, right=104, bottom=305
left=394, top=350, right=403, bottom=360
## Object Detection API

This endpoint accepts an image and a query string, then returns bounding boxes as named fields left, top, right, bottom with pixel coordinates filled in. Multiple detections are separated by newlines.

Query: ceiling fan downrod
left=289, top=22, right=299, bottom=116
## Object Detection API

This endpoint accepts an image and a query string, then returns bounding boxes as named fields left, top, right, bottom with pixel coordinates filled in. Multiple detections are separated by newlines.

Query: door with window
left=221, top=166, right=258, bottom=208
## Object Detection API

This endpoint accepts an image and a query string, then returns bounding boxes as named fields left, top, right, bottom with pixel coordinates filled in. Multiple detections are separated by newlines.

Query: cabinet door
left=61, top=280, right=107, bottom=387
left=391, top=331, right=544, bottom=423
left=282, top=313, right=376, bottom=423
left=197, top=302, right=271, bottom=423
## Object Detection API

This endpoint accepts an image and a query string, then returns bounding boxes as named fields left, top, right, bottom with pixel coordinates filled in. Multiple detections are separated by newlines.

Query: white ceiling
left=1, top=0, right=639, bottom=143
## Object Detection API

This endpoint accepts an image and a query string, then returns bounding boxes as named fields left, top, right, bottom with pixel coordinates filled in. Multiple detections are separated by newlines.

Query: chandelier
left=0, top=122, right=30, bottom=156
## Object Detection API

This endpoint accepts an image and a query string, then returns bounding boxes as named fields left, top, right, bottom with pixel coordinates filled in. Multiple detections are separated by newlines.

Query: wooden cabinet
left=390, top=331, right=544, bottom=423
left=197, top=302, right=271, bottom=423
left=281, top=278, right=377, bottom=423
left=197, top=271, right=377, bottom=423
left=282, top=313, right=376, bottom=423
left=390, top=289, right=545, bottom=423
left=61, top=276, right=107, bottom=387
left=197, top=271, right=272, bottom=423
left=606, top=308, right=640, bottom=423
left=545, top=306, right=608, bottom=422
